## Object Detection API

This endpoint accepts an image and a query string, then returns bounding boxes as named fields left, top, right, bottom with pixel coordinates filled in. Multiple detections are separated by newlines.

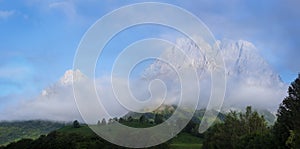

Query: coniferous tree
left=101, top=118, right=107, bottom=125
left=127, top=116, right=133, bottom=122
left=203, top=106, right=270, bottom=149
left=72, top=120, right=80, bottom=128
left=154, top=114, right=163, bottom=124
left=139, top=115, right=146, bottom=123
left=119, top=117, right=124, bottom=123
left=274, top=74, right=300, bottom=148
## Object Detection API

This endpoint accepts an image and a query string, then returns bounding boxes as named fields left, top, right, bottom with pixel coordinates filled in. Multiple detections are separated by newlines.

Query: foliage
left=170, top=143, right=202, bottom=149
left=127, top=116, right=133, bottom=122
left=139, top=115, right=146, bottom=123
left=202, top=106, right=272, bottom=149
left=72, top=120, right=80, bottom=128
left=236, top=131, right=275, bottom=149
left=273, top=74, right=300, bottom=148
left=101, top=118, right=107, bottom=125
left=170, top=132, right=203, bottom=144
left=0, top=120, right=64, bottom=146
left=154, top=114, right=164, bottom=124
left=0, top=125, right=170, bottom=149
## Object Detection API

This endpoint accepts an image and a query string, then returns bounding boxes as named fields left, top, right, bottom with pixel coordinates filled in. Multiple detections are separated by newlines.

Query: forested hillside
left=0, top=120, right=65, bottom=146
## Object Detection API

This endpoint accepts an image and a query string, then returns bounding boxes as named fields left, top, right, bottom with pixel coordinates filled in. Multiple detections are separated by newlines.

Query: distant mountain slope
left=0, top=125, right=170, bottom=149
left=145, top=38, right=284, bottom=88
left=1, top=106, right=275, bottom=149
left=124, top=105, right=225, bottom=126
left=0, top=120, right=65, bottom=146
left=256, top=109, right=276, bottom=125
left=124, top=105, right=275, bottom=126
left=144, top=38, right=287, bottom=110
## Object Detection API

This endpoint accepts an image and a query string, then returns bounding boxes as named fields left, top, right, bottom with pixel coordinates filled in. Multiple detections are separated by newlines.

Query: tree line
left=202, top=74, right=300, bottom=149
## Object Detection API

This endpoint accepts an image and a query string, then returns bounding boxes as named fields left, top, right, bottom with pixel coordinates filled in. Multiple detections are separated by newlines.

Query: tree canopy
left=202, top=106, right=272, bottom=149
left=72, top=120, right=80, bottom=128
left=274, top=74, right=300, bottom=148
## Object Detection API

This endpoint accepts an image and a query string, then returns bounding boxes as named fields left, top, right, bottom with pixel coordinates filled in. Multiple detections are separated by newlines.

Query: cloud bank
left=0, top=39, right=288, bottom=122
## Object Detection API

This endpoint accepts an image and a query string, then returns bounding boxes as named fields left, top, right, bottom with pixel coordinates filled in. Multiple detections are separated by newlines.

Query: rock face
left=219, top=39, right=284, bottom=87
left=143, top=38, right=287, bottom=110
left=42, top=69, right=86, bottom=97
left=145, top=38, right=283, bottom=87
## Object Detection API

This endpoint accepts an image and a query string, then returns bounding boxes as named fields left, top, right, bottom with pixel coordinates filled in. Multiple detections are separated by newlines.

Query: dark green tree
left=113, top=117, right=118, bottom=122
left=72, top=120, right=80, bottom=128
left=183, top=117, right=197, bottom=134
left=203, top=106, right=270, bottom=149
left=108, top=118, right=114, bottom=124
left=119, top=117, right=124, bottom=123
left=154, top=114, right=163, bottom=124
left=127, top=116, right=133, bottom=122
left=139, top=115, right=146, bottom=123
left=101, top=118, right=106, bottom=125
left=274, top=74, right=300, bottom=148
left=2, top=128, right=170, bottom=149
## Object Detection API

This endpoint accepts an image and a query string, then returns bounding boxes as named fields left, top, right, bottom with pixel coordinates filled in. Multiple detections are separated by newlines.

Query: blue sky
left=0, top=0, right=299, bottom=110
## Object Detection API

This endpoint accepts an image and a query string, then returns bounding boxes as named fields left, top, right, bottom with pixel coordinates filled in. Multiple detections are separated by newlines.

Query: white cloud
left=0, top=38, right=289, bottom=122
left=0, top=73, right=189, bottom=123
left=48, top=1, right=77, bottom=20
left=0, top=75, right=127, bottom=123
left=0, top=10, right=15, bottom=19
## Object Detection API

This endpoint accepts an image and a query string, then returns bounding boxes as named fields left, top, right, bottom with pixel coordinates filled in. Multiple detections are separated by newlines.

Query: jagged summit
left=42, top=69, right=87, bottom=96
left=219, top=39, right=283, bottom=87
left=144, top=38, right=284, bottom=87
left=59, top=69, right=86, bottom=86
left=143, top=38, right=287, bottom=110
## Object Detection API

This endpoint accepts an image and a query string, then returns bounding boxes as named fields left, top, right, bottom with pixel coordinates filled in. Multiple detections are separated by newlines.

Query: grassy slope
left=170, top=133, right=203, bottom=149
left=0, top=107, right=275, bottom=148
left=1, top=122, right=203, bottom=148
left=57, top=125, right=95, bottom=136
left=170, top=144, right=202, bottom=149
left=58, top=124, right=203, bottom=149
left=0, top=120, right=64, bottom=146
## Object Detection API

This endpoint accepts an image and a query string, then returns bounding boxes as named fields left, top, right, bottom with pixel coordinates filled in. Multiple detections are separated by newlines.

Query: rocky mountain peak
left=59, top=69, right=86, bottom=86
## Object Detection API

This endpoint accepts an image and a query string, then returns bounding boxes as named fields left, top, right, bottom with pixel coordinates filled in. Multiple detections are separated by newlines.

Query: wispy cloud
left=48, top=1, right=77, bottom=20
left=0, top=75, right=128, bottom=122
left=0, top=10, right=15, bottom=19
left=0, top=66, right=31, bottom=79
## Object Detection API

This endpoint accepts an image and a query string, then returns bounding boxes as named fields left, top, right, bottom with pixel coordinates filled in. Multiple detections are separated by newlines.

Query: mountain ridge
left=144, top=38, right=287, bottom=110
